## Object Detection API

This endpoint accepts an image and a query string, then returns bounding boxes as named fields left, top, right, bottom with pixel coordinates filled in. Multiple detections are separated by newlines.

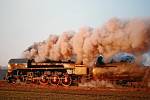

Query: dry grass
left=0, top=90, right=149, bottom=100
left=0, top=80, right=150, bottom=100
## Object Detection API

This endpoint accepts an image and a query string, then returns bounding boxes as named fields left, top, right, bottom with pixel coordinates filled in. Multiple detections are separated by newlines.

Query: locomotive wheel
left=40, top=75, right=48, bottom=85
left=12, top=78, right=17, bottom=84
left=25, top=79, right=32, bottom=84
left=49, top=75, right=60, bottom=85
left=61, top=75, right=72, bottom=86
left=16, top=78, right=21, bottom=84
left=25, top=77, right=32, bottom=84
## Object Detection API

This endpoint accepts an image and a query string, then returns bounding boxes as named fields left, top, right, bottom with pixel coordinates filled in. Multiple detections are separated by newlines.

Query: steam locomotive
left=7, top=59, right=88, bottom=86
left=6, top=56, right=150, bottom=87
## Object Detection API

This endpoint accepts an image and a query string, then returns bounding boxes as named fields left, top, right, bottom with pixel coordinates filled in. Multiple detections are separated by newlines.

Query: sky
left=0, top=0, right=150, bottom=66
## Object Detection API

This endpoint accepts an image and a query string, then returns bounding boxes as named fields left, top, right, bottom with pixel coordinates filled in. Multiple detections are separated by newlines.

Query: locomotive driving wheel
left=25, top=72, right=33, bottom=84
left=61, top=75, right=72, bottom=86
left=49, top=75, right=60, bottom=85
left=40, top=75, right=48, bottom=85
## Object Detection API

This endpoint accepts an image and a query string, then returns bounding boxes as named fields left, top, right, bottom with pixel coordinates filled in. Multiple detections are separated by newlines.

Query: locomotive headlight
left=8, top=64, right=12, bottom=72
left=8, top=64, right=11, bottom=69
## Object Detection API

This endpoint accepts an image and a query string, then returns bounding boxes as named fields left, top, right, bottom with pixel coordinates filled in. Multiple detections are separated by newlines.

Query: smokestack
left=23, top=18, right=150, bottom=66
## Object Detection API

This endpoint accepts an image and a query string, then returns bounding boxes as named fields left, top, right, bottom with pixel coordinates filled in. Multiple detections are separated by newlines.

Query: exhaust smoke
left=23, top=18, right=150, bottom=66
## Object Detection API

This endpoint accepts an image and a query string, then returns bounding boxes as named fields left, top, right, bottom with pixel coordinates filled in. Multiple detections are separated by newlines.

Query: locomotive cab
left=95, top=55, right=105, bottom=67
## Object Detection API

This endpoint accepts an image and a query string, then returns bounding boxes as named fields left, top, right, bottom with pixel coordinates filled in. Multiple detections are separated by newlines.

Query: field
left=0, top=69, right=7, bottom=80
left=0, top=80, right=150, bottom=100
